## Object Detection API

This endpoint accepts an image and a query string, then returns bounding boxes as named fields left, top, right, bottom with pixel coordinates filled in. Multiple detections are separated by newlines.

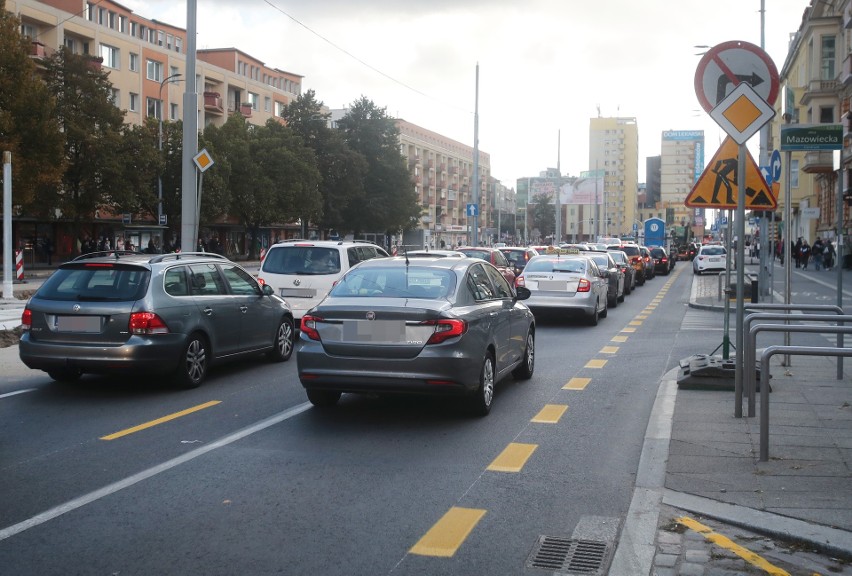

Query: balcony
left=802, top=150, right=835, bottom=173
left=203, top=92, right=224, bottom=115
left=28, top=41, right=49, bottom=59
left=800, top=79, right=840, bottom=105
left=239, top=103, right=253, bottom=118
left=449, top=166, right=458, bottom=175
left=86, top=56, right=103, bottom=71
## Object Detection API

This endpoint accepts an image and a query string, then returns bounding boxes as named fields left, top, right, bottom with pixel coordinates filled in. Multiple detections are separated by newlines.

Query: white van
left=257, top=240, right=389, bottom=321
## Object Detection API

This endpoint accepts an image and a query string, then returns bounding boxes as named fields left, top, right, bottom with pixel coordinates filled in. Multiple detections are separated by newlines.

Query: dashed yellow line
left=621, top=327, right=636, bottom=333
left=487, top=443, right=538, bottom=472
left=599, top=346, right=619, bottom=354
left=564, top=377, right=591, bottom=390
left=532, top=404, right=568, bottom=423
left=100, top=401, right=222, bottom=440
left=629, top=320, right=643, bottom=326
left=611, top=335, right=628, bottom=343
left=410, top=507, right=487, bottom=557
left=676, top=517, right=790, bottom=576
left=635, top=314, right=649, bottom=320
left=585, top=359, right=607, bottom=369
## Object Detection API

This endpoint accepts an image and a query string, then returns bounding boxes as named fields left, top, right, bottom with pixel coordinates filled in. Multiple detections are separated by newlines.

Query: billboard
left=527, top=176, right=605, bottom=205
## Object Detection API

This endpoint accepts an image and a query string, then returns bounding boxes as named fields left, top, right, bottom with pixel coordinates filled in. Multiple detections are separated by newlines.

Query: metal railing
left=759, top=343, right=852, bottom=461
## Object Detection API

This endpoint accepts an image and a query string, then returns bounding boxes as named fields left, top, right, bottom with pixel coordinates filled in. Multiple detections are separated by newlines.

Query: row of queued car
left=14, top=238, right=674, bottom=417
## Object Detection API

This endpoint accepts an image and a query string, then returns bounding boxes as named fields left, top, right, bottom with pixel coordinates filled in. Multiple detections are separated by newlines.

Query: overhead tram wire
left=261, top=0, right=471, bottom=116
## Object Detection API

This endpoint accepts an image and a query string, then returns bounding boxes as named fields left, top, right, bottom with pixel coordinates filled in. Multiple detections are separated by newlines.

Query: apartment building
left=396, top=119, right=491, bottom=248
left=589, top=117, right=639, bottom=239
left=659, top=130, right=705, bottom=241
left=6, top=0, right=307, bottom=261
left=771, top=0, right=851, bottom=248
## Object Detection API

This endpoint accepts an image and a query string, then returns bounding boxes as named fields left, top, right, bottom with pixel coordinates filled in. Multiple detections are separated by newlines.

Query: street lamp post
left=158, top=73, right=182, bottom=241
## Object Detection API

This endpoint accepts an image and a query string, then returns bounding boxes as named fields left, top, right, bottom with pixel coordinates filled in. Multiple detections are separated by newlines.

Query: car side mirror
left=515, top=285, right=531, bottom=301
left=262, top=284, right=274, bottom=296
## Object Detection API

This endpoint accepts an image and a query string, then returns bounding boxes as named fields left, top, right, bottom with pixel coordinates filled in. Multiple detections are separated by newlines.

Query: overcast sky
left=122, top=0, right=810, bottom=186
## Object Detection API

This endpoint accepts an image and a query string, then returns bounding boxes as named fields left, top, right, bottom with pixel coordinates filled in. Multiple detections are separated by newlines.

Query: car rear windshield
left=618, top=245, right=641, bottom=257
left=36, top=264, right=150, bottom=301
left=701, top=247, right=725, bottom=256
left=330, top=266, right=455, bottom=299
left=525, top=258, right=587, bottom=274
left=262, top=246, right=342, bottom=275
left=651, top=248, right=665, bottom=257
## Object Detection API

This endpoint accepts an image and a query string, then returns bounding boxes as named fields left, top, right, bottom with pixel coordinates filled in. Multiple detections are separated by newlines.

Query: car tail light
left=301, top=315, right=322, bottom=341
left=256, top=277, right=266, bottom=286
left=21, top=308, right=32, bottom=331
left=421, top=319, right=467, bottom=344
left=515, top=275, right=525, bottom=287
left=129, top=312, right=169, bottom=335
left=577, top=278, right=591, bottom=292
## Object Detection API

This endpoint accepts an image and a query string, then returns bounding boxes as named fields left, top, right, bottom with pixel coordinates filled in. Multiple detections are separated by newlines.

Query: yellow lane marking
left=410, top=507, right=487, bottom=557
left=585, top=359, right=607, bottom=369
left=100, top=401, right=222, bottom=440
left=635, top=314, right=649, bottom=319
left=629, top=320, right=643, bottom=326
left=611, top=335, right=628, bottom=343
left=487, top=442, right=538, bottom=471
left=532, top=404, right=568, bottom=423
left=599, top=346, right=619, bottom=354
left=621, top=327, right=636, bottom=333
left=676, top=517, right=790, bottom=576
left=564, top=377, right=591, bottom=390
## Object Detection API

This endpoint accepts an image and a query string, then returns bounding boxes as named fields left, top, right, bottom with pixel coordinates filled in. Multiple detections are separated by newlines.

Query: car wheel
left=306, top=389, right=341, bottom=407
left=618, top=291, right=625, bottom=303
left=267, top=316, right=295, bottom=362
left=470, top=353, right=495, bottom=416
left=512, top=329, right=535, bottom=380
left=47, top=369, right=82, bottom=382
left=587, top=304, right=599, bottom=326
left=174, top=333, right=208, bottom=389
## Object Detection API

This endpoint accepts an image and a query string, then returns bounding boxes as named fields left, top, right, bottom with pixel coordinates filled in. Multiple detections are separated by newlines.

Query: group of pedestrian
left=787, top=236, right=836, bottom=271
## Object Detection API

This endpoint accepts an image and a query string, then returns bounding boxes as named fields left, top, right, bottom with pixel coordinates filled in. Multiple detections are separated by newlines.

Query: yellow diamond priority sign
left=709, top=82, right=775, bottom=145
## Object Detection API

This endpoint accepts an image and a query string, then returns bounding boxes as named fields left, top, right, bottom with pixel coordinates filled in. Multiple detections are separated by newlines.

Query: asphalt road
left=0, top=265, right=727, bottom=575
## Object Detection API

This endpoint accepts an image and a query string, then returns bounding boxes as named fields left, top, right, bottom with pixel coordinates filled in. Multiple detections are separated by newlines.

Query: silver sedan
left=297, top=256, right=536, bottom=415
left=516, top=254, right=609, bottom=325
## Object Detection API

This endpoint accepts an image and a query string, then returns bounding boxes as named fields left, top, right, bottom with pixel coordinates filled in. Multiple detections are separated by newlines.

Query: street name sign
left=779, top=124, right=842, bottom=151
left=685, top=136, right=777, bottom=210
left=694, top=40, right=779, bottom=113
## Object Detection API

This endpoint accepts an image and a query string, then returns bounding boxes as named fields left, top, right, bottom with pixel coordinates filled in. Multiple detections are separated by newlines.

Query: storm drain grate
left=526, top=536, right=608, bottom=574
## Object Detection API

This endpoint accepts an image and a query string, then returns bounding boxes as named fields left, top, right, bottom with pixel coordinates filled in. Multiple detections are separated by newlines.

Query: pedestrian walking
left=824, top=240, right=836, bottom=271
left=794, top=237, right=803, bottom=268
left=812, top=237, right=825, bottom=270
left=800, top=239, right=811, bottom=270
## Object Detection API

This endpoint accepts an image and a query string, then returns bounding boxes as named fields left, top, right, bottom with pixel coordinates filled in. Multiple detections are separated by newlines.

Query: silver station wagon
left=19, top=251, right=295, bottom=388
left=296, top=256, right=536, bottom=415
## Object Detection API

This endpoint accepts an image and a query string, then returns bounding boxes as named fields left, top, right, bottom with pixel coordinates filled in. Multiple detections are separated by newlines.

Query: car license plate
left=538, top=280, right=568, bottom=291
left=709, top=257, right=720, bottom=262
left=56, top=315, right=101, bottom=333
left=343, top=320, right=406, bottom=342
left=280, top=287, right=316, bottom=298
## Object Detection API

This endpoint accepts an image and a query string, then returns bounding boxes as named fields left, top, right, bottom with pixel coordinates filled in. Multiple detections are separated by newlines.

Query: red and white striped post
left=15, top=249, right=24, bottom=281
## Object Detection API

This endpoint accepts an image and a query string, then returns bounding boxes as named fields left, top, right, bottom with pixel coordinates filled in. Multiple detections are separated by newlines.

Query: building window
left=98, top=7, right=106, bottom=25
left=821, top=35, right=836, bottom=80
left=86, top=2, right=95, bottom=21
left=790, top=159, right=799, bottom=188
left=130, top=22, right=137, bottom=37
left=129, top=93, right=139, bottom=112
left=147, top=59, right=163, bottom=82
left=175, top=37, right=182, bottom=53
left=157, top=30, right=165, bottom=47
left=21, top=23, right=35, bottom=39
left=110, top=88, right=120, bottom=107
left=170, top=65, right=179, bottom=79
left=118, top=15, right=126, bottom=33
left=170, top=103, right=178, bottom=120
left=129, top=53, right=139, bottom=72
left=264, top=96, right=271, bottom=112
left=64, top=36, right=76, bottom=53
left=820, top=106, right=834, bottom=123
left=166, top=34, right=173, bottom=50
left=248, top=92, right=259, bottom=110
left=108, top=11, right=116, bottom=29
left=100, top=44, right=119, bottom=69
left=147, top=97, right=162, bottom=120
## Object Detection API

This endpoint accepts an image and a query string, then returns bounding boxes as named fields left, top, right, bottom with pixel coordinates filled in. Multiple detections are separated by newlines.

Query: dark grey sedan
left=297, top=256, right=535, bottom=415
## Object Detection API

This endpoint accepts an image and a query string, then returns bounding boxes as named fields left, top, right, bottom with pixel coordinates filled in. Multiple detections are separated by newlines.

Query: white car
left=257, top=240, right=389, bottom=321
left=516, top=254, right=609, bottom=325
left=693, top=245, right=728, bottom=275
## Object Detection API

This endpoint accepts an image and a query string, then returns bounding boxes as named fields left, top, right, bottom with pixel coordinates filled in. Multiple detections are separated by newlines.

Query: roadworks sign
left=685, top=136, right=777, bottom=210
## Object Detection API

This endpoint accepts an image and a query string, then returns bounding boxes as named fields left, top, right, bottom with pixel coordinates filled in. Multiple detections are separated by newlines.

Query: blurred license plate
left=709, top=257, right=721, bottom=262
left=56, top=315, right=101, bottom=333
left=538, top=280, right=568, bottom=291
left=343, top=320, right=406, bottom=342
left=280, top=287, right=316, bottom=298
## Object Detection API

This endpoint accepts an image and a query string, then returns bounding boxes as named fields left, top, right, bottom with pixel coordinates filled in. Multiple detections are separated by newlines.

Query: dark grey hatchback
left=297, top=256, right=535, bottom=415
left=19, top=251, right=295, bottom=388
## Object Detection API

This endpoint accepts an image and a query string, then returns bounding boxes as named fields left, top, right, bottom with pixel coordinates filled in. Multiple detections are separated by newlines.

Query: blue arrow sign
left=466, top=203, right=479, bottom=216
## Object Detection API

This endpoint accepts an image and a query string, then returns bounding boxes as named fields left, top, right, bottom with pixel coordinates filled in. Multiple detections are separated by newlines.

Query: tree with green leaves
left=531, top=193, right=555, bottom=243
left=0, top=2, right=63, bottom=217
left=42, top=47, right=127, bottom=248
left=335, top=97, right=419, bottom=236
left=281, top=90, right=367, bottom=236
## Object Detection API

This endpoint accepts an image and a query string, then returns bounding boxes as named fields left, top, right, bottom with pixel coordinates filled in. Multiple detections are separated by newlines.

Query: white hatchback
left=693, top=245, right=728, bottom=275
left=257, top=240, right=389, bottom=321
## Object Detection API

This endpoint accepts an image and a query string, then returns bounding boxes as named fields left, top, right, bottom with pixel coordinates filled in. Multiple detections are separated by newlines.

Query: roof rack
left=148, top=252, right=228, bottom=263
left=71, top=250, right=143, bottom=262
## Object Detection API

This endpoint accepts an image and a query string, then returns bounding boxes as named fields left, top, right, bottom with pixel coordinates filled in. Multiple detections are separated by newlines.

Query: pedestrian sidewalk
left=646, top=260, right=852, bottom=574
